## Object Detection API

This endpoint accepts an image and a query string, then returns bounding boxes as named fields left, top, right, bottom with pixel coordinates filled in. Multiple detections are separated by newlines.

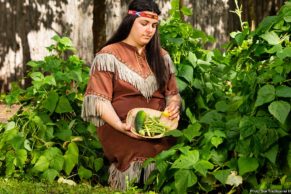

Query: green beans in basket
left=134, top=110, right=170, bottom=137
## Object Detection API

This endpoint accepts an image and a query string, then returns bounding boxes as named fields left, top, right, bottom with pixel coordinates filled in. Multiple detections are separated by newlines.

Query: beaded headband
left=128, top=10, right=158, bottom=20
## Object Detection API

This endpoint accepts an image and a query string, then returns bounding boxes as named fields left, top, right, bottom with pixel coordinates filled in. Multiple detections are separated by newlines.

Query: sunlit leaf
left=268, top=101, right=290, bottom=124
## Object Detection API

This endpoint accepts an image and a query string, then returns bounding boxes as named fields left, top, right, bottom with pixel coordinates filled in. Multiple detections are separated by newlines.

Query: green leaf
left=43, top=147, right=64, bottom=171
left=174, top=169, right=197, bottom=194
left=187, top=52, right=197, bottom=67
left=33, top=155, right=50, bottom=172
left=59, top=37, right=73, bottom=47
left=193, top=160, right=214, bottom=177
left=172, top=150, right=199, bottom=169
left=30, top=72, right=44, bottom=81
left=255, top=85, right=275, bottom=107
left=181, top=6, right=192, bottom=16
left=5, top=151, right=15, bottom=176
left=183, top=123, right=201, bottom=142
left=284, top=15, right=291, bottom=22
left=42, top=169, right=59, bottom=183
left=156, top=149, right=176, bottom=161
left=164, top=129, right=183, bottom=137
left=200, top=110, right=223, bottom=124
left=55, top=96, right=73, bottom=113
left=14, top=149, right=27, bottom=168
left=6, top=121, right=16, bottom=131
left=276, top=86, right=291, bottom=97
left=260, top=31, right=281, bottom=45
left=43, top=75, right=56, bottom=86
left=268, top=101, right=290, bottom=124
left=211, top=137, right=223, bottom=148
left=185, top=108, right=196, bottom=124
left=43, top=90, right=59, bottom=113
left=261, top=144, right=278, bottom=164
left=178, top=64, right=193, bottom=83
left=238, top=157, right=259, bottom=175
left=239, top=117, right=257, bottom=139
left=212, top=169, right=232, bottom=185
left=9, top=135, right=25, bottom=149
left=63, top=142, right=79, bottom=175
left=54, top=128, right=72, bottom=141
left=94, top=158, right=104, bottom=172
left=27, top=61, right=41, bottom=68
left=78, top=166, right=92, bottom=179
left=24, top=139, right=32, bottom=151
left=277, top=47, right=291, bottom=59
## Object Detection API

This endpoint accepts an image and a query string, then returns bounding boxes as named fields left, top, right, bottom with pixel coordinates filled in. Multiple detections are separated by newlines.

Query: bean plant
left=143, top=0, right=291, bottom=193
left=0, top=36, right=106, bottom=184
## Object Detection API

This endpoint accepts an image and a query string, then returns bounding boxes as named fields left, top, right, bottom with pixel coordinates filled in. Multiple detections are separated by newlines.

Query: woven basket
left=126, top=108, right=178, bottom=139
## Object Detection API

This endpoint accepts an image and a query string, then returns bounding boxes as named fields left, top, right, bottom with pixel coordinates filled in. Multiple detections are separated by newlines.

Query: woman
left=82, top=0, right=181, bottom=190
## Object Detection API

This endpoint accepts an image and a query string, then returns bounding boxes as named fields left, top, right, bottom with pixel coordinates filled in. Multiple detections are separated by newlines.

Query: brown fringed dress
left=81, top=42, right=179, bottom=190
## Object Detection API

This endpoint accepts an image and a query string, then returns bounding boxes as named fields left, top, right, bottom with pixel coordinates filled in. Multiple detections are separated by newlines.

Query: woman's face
left=128, top=12, right=159, bottom=47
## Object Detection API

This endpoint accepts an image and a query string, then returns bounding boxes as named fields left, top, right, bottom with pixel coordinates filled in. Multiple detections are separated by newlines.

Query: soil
left=0, top=103, right=21, bottom=123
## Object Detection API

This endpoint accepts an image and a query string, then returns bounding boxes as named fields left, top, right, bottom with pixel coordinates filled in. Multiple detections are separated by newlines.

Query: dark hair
left=104, top=0, right=168, bottom=91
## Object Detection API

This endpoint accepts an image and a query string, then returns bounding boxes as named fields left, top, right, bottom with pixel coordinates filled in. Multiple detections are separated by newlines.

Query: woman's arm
left=100, top=103, right=141, bottom=139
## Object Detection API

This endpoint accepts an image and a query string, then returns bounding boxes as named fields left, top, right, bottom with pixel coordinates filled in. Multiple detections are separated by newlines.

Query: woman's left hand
left=164, top=102, right=180, bottom=120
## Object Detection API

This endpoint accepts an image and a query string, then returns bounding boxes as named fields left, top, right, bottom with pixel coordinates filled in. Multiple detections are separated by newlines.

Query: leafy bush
left=0, top=36, right=106, bottom=184
left=144, top=0, right=291, bottom=193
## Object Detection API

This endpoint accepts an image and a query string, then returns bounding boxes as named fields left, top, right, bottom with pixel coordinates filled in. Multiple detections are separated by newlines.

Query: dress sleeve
left=81, top=53, right=115, bottom=127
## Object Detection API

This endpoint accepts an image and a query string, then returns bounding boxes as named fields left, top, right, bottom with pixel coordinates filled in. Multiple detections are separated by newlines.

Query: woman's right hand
left=118, top=122, right=143, bottom=139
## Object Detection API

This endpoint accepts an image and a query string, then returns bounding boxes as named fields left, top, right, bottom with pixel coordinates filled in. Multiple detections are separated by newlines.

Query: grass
left=0, top=177, right=156, bottom=194
left=0, top=178, right=115, bottom=194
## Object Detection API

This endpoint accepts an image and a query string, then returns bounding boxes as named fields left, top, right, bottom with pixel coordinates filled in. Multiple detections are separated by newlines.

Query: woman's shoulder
left=98, top=42, right=122, bottom=54
left=160, top=48, right=170, bottom=57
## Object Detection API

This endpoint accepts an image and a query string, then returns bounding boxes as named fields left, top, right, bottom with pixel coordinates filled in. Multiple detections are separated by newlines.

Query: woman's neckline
left=120, top=41, right=145, bottom=55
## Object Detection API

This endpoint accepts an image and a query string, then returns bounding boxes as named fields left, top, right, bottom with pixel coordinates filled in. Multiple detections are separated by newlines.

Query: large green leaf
left=255, top=85, right=275, bottom=107
left=178, top=64, right=194, bottom=83
left=43, top=75, right=56, bottom=86
left=238, top=157, right=259, bottom=175
left=55, top=96, right=73, bottom=113
left=193, top=160, right=214, bottom=177
left=63, top=142, right=79, bottom=175
left=30, top=72, right=44, bottom=81
left=260, top=31, right=281, bottom=45
left=276, top=86, right=291, bottom=98
left=212, top=169, right=232, bottom=185
left=42, top=169, right=59, bottom=183
left=176, top=77, right=188, bottom=92
left=43, top=90, right=59, bottom=113
left=174, top=169, right=197, bottom=194
left=14, top=149, right=27, bottom=168
left=268, top=101, right=290, bottom=124
left=187, top=52, right=197, bottom=67
left=43, top=147, right=64, bottom=171
left=32, top=155, right=50, bottom=172
left=182, top=123, right=201, bottom=142
left=172, top=150, right=199, bottom=169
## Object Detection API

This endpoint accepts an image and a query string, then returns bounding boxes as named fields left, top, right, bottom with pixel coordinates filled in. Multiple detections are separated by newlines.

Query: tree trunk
left=0, top=0, right=94, bottom=92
